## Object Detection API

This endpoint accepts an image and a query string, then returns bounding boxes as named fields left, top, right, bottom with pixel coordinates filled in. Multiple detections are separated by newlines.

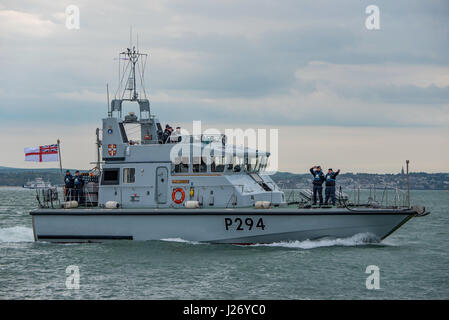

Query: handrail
left=35, top=186, right=60, bottom=209
left=344, top=183, right=408, bottom=208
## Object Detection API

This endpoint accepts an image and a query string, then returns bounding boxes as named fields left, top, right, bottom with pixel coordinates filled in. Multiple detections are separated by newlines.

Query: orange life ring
left=172, top=188, right=185, bottom=204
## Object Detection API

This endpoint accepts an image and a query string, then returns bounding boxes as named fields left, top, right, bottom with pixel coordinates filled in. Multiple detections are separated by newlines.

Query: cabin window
left=211, top=156, right=225, bottom=172
left=254, top=157, right=262, bottom=172
left=231, top=156, right=243, bottom=172
left=259, top=156, right=268, bottom=171
left=123, top=168, right=136, bottom=183
left=174, top=162, right=189, bottom=173
left=245, top=156, right=258, bottom=173
left=192, top=154, right=208, bottom=173
left=193, top=158, right=207, bottom=173
left=174, top=156, right=189, bottom=173
left=101, top=168, right=120, bottom=185
left=201, top=157, right=208, bottom=172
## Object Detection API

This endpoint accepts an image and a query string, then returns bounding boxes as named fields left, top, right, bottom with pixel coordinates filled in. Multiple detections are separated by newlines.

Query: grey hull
left=30, top=208, right=415, bottom=244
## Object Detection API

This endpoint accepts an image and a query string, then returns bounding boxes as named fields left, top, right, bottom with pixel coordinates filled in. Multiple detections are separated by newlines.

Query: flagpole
left=57, top=139, right=64, bottom=183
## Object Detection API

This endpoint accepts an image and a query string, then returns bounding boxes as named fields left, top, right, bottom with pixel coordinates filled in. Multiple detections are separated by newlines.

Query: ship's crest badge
left=108, top=144, right=117, bottom=156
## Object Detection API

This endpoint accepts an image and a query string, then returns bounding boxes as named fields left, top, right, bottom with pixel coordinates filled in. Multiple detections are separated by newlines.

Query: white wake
left=0, top=226, right=34, bottom=243
left=159, top=237, right=204, bottom=245
left=251, top=233, right=381, bottom=249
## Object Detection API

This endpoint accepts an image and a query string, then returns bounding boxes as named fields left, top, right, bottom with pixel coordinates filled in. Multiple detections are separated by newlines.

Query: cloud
left=182, top=89, right=449, bottom=127
left=293, top=61, right=449, bottom=105
left=295, top=62, right=449, bottom=88
left=0, top=10, right=56, bottom=38
left=54, top=90, right=106, bottom=103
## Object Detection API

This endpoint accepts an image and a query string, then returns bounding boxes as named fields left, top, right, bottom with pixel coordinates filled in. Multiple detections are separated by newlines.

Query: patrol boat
left=30, top=44, right=429, bottom=243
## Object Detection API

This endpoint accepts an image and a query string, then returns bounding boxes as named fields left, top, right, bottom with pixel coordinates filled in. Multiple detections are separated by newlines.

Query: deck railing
left=282, top=184, right=409, bottom=209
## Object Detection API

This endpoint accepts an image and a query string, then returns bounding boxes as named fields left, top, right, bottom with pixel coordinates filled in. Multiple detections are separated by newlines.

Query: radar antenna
left=115, top=44, right=148, bottom=101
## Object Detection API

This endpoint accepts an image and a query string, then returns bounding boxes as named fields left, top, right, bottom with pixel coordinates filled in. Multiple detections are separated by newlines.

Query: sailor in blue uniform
left=162, top=125, right=173, bottom=143
left=324, top=168, right=340, bottom=205
left=310, top=166, right=325, bottom=205
left=73, top=170, right=84, bottom=203
left=64, top=170, right=74, bottom=201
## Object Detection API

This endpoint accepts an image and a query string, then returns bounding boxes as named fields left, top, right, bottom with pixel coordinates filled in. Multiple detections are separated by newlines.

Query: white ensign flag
left=24, top=144, right=59, bottom=162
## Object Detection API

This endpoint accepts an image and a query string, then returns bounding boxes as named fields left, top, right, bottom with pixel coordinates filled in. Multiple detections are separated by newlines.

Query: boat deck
left=30, top=206, right=418, bottom=216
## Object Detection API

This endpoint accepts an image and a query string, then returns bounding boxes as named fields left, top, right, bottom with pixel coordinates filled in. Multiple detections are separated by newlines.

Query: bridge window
left=174, top=162, right=189, bottom=173
left=174, top=156, right=189, bottom=173
left=193, top=157, right=207, bottom=173
left=101, top=168, right=120, bottom=185
left=259, top=156, right=268, bottom=171
left=231, top=156, right=243, bottom=172
left=123, top=168, right=135, bottom=183
left=211, top=156, right=225, bottom=172
left=245, top=156, right=259, bottom=173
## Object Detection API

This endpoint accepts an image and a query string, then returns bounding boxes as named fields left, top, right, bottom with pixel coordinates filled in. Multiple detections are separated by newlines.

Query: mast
left=116, top=45, right=148, bottom=102
left=96, top=128, right=101, bottom=170
left=107, top=83, right=111, bottom=117
left=57, top=139, right=64, bottom=184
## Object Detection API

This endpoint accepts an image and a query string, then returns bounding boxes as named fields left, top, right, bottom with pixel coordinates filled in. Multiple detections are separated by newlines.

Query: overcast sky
left=0, top=0, right=448, bottom=173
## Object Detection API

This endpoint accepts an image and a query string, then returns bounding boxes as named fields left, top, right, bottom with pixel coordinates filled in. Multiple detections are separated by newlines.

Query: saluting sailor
left=310, top=166, right=325, bottom=205
left=324, top=168, right=340, bottom=206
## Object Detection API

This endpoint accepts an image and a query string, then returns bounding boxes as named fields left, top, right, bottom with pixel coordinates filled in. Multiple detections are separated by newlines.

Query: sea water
left=0, top=187, right=448, bottom=299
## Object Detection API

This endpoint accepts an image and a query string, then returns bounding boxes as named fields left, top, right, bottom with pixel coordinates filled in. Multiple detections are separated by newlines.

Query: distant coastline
left=1, top=166, right=448, bottom=190
left=273, top=171, right=449, bottom=191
